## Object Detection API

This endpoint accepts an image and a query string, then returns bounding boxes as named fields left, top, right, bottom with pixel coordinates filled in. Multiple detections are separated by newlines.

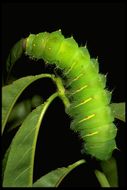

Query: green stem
left=95, top=170, right=110, bottom=187
left=54, top=77, right=70, bottom=109
left=100, top=157, right=118, bottom=187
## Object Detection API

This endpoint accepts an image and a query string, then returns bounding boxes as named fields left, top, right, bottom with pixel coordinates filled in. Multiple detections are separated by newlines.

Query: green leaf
left=33, top=159, right=85, bottom=187
left=2, top=146, right=11, bottom=180
left=111, top=102, right=125, bottom=122
left=6, top=39, right=24, bottom=74
left=8, top=96, right=43, bottom=132
left=31, top=95, right=43, bottom=108
left=7, top=119, right=23, bottom=132
left=3, top=92, right=58, bottom=187
left=7, top=99, right=32, bottom=132
left=95, top=170, right=110, bottom=187
left=100, top=157, right=118, bottom=187
left=8, top=99, right=31, bottom=122
left=2, top=73, right=53, bottom=134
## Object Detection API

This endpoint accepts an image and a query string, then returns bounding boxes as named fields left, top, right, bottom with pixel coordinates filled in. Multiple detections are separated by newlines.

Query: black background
left=2, top=2, right=125, bottom=187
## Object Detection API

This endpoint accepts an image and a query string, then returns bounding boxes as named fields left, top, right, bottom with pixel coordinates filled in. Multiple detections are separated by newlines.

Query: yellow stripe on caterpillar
left=70, top=85, right=88, bottom=95
left=64, top=60, right=78, bottom=76
left=78, top=113, right=95, bottom=123
left=83, top=131, right=98, bottom=137
left=74, top=97, right=92, bottom=108
left=67, top=73, right=84, bottom=87
left=62, top=45, right=80, bottom=76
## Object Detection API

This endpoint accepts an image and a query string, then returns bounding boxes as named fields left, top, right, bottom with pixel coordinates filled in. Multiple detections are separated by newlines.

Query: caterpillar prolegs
left=25, top=30, right=117, bottom=160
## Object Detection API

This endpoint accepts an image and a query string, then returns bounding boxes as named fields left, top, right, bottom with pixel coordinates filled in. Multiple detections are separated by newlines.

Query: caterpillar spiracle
left=25, top=30, right=117, bottom=161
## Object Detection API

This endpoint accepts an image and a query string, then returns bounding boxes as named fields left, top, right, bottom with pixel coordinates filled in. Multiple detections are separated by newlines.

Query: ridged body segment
left=25, top=30, right=117, bottom=160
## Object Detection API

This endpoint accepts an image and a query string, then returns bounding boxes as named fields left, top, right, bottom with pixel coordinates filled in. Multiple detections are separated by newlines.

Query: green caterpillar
left=25, top=30, right=117, bottom=160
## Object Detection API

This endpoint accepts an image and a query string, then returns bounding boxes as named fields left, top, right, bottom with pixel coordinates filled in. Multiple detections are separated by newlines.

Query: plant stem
left=100, top=157, right=118, bottom=187
left=95, top=170, right=110, bottom=187
left=54, top=77, right=70, bottom=109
